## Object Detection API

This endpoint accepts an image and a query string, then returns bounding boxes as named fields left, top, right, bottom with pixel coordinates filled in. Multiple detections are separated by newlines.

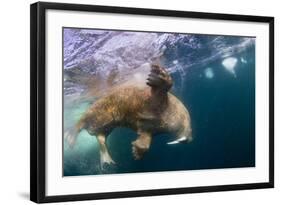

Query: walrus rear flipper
left=64, top=119, right=85, bottom=147
left=64, top=127, right=79, bottom=147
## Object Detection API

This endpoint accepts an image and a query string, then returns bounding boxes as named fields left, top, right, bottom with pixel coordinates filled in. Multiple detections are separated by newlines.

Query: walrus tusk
left=167, top=136, right=187, bottom=145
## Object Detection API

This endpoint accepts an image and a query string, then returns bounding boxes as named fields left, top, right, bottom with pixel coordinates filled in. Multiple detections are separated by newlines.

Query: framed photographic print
left=30, top=1, right=274, bottom=203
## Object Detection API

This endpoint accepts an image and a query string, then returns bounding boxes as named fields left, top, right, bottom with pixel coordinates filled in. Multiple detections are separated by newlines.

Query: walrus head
left=166, top=103, right=193, bottom=145
left=166, top=120, right=193, bottom=145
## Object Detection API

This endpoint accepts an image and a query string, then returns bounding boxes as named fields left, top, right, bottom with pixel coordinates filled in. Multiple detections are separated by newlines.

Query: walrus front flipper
left=146, top=64, right=173, bottom=92
left=132, top=132, right=152, bottom=160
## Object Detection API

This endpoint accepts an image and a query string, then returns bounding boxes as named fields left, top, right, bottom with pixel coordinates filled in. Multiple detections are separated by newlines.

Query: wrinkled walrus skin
left=65, top=64, right=192, bottom=166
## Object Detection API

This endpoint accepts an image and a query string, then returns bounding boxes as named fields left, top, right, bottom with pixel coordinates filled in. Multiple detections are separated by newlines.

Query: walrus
left=65, top=64, right=192, bottom=166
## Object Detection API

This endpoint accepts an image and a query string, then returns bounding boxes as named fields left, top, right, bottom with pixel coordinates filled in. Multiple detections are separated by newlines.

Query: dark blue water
left=63, top=32, right=255, bottom=176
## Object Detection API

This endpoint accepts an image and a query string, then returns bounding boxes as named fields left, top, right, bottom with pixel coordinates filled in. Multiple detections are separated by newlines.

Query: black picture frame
left=30, top=1, right=274, bottom=203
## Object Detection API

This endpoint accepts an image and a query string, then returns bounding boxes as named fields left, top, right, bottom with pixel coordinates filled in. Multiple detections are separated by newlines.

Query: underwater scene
left=63, top=28, right=255, bottom=176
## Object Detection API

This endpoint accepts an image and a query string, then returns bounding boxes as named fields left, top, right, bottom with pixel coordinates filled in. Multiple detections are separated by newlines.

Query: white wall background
left=0, top=0, right=279, bottom=204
